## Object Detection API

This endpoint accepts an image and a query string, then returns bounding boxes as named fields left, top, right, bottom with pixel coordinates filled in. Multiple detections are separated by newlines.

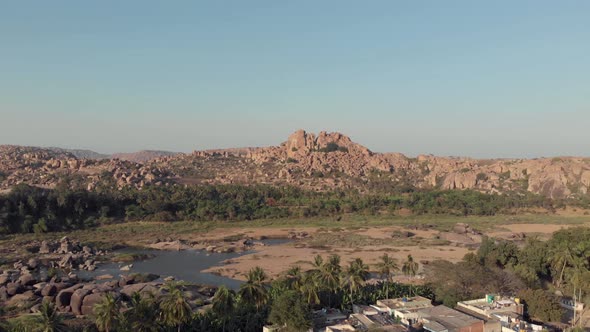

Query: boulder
left=41, top=284, right=58, bottom=296
left=18, top=273, right=36, bottom=286
left=27, top=258, right=40, bottom=269
left=0, top=274, right=9, bottom=286
left=0, top=286, right=7, bottom=301
left=6, top=291, right=37, bottom=307
left=6, top=282, right=23, bottom=296
left=55, top=284, right=83, bottom=308
left=121, top=283, right=147, bottom=297
left=71, top=289, right=92, bottom=315
left=39, top=240, right=52, bottom=254
left=81, top=293, right=108, bottom=315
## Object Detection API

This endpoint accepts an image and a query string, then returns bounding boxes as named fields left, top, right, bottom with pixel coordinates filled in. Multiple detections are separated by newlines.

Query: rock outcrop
left=2, top=131, right=590, bottom=199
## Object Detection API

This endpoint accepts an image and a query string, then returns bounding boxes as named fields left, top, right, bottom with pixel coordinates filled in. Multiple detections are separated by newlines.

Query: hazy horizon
left=2, top=1, right=589, bottom=158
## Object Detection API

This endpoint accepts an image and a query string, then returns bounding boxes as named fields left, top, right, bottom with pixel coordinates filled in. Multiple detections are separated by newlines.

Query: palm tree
left=341, top=258, right=370, bottom=309
left=285, top=266, right=303, bottom=291
left=238, top=266, right=269, bottom=310
left=159, top=282, right=192, bottom=332
left=300, top=272, right=321, bottom=305
left=317, top=254, right=342, bottom=306
left=34, top=300, right=67, bottom=332
left=212, top=285, right=236, bottom=332
left=402, top=255, right=419, bottom=279
left=550, top=243, right=574, bottom=288
left=310, top=255, right=324, bottom=277
left=94, top=293, right=122, bottom=332
left=375, top=254, right=399, bottom=299
left=125, top=292, right=160, bottom=332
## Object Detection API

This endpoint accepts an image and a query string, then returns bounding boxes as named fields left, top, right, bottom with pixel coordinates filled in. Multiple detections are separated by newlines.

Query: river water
left=76, top=239, right=289, bottom=290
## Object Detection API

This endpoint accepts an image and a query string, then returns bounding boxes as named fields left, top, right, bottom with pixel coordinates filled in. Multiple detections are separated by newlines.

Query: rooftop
left=419, top=305, right=483, bottom=332
left=377, top=296, right=433, bottom=311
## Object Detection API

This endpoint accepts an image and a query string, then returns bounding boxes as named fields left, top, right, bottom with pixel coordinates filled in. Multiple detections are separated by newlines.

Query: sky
left=1, top=1, right=589, bottom=158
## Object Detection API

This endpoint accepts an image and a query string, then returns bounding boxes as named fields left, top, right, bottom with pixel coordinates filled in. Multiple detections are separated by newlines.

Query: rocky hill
left=111, top=150, right=180, bottom=163
left=2, top=130, right=590, bottom=199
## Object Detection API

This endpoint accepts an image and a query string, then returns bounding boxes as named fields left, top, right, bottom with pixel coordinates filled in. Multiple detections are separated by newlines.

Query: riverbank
left=2, top=213, right=588, bottom=283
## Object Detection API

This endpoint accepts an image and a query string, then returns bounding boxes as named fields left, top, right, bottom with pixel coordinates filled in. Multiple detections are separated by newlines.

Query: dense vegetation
left=426, top=227, right=590, bottom=323
left=0, top=181, right=562, bottom=235
left=1, top=256, right=430, bottom=332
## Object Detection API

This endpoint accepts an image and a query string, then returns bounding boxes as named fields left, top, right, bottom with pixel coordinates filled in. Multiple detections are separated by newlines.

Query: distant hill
left=111, top=150, right=180, bottom=163
left=1, top=130, right=590, bottom=199
left=47, top=147, right=110, bottom=160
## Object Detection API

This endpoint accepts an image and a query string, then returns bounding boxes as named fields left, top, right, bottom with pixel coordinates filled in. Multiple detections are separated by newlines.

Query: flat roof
left=419, top=306, right=482, bottom=331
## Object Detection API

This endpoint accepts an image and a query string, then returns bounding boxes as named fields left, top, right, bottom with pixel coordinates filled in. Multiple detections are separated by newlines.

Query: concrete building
left=375, top=296, right=434, bottom=325
left=455, top=295, right=525, bottom=332
left=418, top=305, right=485, bottom=332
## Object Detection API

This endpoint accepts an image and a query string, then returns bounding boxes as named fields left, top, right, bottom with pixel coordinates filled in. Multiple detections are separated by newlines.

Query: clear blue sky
left=1, top=1, right=589, bottom=157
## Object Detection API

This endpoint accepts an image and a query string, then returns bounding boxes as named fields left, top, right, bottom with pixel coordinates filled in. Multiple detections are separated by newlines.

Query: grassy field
left=1, top=212, right=588, bottom=248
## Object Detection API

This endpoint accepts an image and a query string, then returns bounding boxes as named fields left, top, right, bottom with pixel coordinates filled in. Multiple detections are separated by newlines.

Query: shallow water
left=77, top=239, right=289, bottom=290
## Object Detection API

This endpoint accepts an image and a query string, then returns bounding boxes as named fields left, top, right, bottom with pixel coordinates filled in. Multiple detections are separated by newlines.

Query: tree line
left=0, top=181, right=564, bottom=235
left=426, top=227, right=590, bottom=323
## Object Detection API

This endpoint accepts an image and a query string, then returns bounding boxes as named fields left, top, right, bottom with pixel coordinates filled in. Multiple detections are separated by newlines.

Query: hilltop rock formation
left=1, top=130, right=590, bottom=199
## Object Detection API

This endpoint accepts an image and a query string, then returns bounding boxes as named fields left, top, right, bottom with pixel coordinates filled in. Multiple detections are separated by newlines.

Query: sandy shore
left=198, top=222, right=590, bottom=281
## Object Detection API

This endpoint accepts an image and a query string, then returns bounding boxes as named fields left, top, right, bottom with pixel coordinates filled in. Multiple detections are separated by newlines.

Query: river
left=76, top=239, right=289, bottom=290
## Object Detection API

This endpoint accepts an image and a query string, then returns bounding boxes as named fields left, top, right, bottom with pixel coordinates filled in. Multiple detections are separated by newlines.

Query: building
left=375, top=296, right=434, bottom=325
left=417, top=305, right=485, bottom=332
left=325, top=324, right=356, bottom=332
left=455, top=295, right=525, bottom=332
left=456, top=295, right=524, bottom=319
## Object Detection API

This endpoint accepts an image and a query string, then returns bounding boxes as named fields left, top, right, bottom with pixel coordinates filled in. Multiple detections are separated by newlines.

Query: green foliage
left=476, top=173, right=488, bottom=182
left=318, top=142, right=348, bottom=153
left=517, top=289, right=563, bottom=322
left=286, top=157, right=298, bottom=163
left=94, top=293, right=122, bottom=332
left=269, top=290, right=312, bottom=332
left=0, top=182, right=560, bottom=235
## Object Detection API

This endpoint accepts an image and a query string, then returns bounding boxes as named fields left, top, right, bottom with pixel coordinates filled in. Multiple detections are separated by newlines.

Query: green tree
left=284, top=266, right=303, bottom=291
left=300, top=272, right=321, bottom=305
left=238, top=266, right=269, bottom=310
left=402, top=255, right=419, bottom=278
left=518, top=289, right=563, bottom=322
left=33, top=301, right=67, bottom=332
left=269, top=290, right=312, bottom=332
left=549, top=243, right=575, bottom=289
left=212, top=285, right=236, bottom=332
left=317, top=254, right=342, bottom=306
left=159, top=282, right=192, bottom=332
left=124, top=292, right=160, bottom=332
left=341, top=258, right=370, bottom=309
left=94, top=293, right=122, bottom=332
left=375, top=254, right=398, bottom=299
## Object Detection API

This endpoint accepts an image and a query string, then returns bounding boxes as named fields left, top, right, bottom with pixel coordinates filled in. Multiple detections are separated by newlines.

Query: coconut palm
left=300, top=272, right=321, bottom=305
left=318, top=254, right=342, bottom=306
left=550, top=243, right=575, bottom=288
left=285, top=265, right=304, bottom=291
left=94, top=293, right=122, bottom=332
left=309, top=255, right=324, bottom=277
left=212, top=285, right=236, bottom=332
left=34, top=300, right=67, bottom=332
left=159, top=282, right=192, bottom=332
left=375, top=254, right=399, bottom=299
left=238, top=266, right=269, bottom=310
left=402, top=255, right=419, bottom=278
left=125, top=292, right=160, bottom=332
left=341, top=258, right=370, bottom=309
